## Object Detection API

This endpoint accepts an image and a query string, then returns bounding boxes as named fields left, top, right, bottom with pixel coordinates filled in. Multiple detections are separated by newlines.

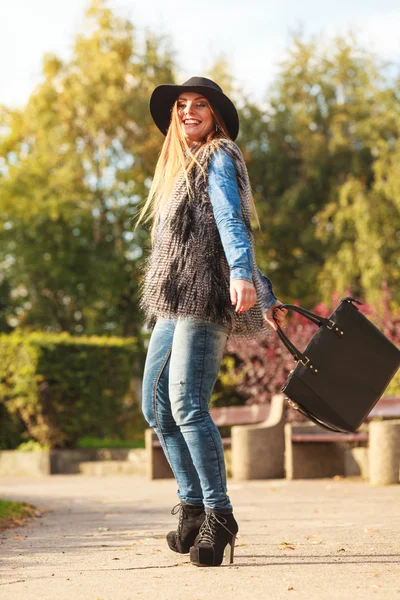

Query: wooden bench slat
left=151, top=397, right=400, bottom=449
left=153, top=437, right=232, bottom=449
left=291, top=433, right=369, bottom=443
left=210, top=404, right=269, bottom=426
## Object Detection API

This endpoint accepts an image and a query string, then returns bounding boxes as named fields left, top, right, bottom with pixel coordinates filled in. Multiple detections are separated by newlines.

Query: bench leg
left=369, top=420, right=400, bottom=485
left=231, top=394, right=285, bottom=480
left=145, top=429, right=174, bottom=480
left=284, top=425, right=346, bottom=479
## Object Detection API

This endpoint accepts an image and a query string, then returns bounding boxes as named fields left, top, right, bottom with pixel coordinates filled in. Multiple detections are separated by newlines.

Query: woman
left=136, top=76, right=287, bottom=567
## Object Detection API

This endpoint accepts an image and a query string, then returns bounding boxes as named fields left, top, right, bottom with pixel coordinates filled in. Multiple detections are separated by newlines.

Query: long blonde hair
left=135, top=97, right=259, bottom=241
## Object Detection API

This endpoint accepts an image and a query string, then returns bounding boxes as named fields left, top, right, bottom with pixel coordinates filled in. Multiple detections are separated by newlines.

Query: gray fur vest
left=140, top=139, right=270, bottom=339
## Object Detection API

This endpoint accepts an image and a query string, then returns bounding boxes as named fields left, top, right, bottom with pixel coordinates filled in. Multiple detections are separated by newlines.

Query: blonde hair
left=135, top=96, right=259, bottom=242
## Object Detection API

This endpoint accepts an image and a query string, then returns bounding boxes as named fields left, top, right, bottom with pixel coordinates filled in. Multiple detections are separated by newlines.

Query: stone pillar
left=231, top=394, right=285, bottom=480
left=369, top=420, right=400, bottom=485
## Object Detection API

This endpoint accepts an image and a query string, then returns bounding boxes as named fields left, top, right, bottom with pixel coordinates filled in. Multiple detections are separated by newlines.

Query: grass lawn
left=77, top=436, right=145, bottom=449
left=0, top=499, right=37, bottom=532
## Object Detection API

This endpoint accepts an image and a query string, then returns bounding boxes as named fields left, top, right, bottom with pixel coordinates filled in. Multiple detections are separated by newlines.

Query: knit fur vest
left=140, top=138, right=270, bottom=339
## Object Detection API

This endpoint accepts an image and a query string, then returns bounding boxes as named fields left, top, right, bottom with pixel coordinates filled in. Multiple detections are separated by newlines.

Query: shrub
left=0, top=403, right=25, bottom=449
left=0, top=332, right=145, bottom=449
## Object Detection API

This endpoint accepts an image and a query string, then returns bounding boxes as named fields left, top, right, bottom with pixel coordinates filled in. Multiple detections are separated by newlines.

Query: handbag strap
left=275, top=297, right=362, bottom=364
left=276, top=328, right=308, bottom=363
left=276, top=304, right=329, bottom=327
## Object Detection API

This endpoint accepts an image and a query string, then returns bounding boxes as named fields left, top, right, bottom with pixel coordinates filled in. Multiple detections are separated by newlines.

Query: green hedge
left=0, top=403, right=25, bottom=449
left=0, top=332, right=145, bottom=449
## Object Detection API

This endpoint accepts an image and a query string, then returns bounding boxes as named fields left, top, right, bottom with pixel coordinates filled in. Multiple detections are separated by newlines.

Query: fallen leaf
left=364, top=528, right=379, bottom=533
left=12, top=536, right=22, bottom=541
left=287, top=585, right=294, bottom=591
left=336, top=548, right=346, bottom=553
left=279, top=542, right=295, bottom=551
left=112, top=558, right=120, bottom=560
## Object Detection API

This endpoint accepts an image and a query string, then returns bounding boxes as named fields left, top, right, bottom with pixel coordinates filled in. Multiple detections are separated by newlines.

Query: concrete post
left=231, top=394, right=285, bottom=480
left=369, top=420, right=400, bottom=485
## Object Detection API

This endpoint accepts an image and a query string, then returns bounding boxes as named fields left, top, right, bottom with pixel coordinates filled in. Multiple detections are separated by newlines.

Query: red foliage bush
left=225, top=290, right=400, bottom=409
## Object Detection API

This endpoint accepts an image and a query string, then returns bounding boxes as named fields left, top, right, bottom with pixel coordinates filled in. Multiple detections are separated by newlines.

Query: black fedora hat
left=149, top=76, right=239, bottom=141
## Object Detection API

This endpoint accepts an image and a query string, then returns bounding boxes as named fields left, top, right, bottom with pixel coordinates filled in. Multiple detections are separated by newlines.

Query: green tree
left=0, top=0, right=175, bottom=336
left=239, top=34, right=400, bottom=306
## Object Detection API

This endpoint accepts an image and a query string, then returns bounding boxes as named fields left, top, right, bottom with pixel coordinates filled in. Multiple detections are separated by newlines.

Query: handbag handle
left=274, top=297, right=361, bottom=364
left=276, top=304, right=330, bottom=327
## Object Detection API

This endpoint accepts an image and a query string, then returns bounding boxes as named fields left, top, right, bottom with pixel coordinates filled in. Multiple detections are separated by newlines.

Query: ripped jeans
left=142, top=317, right=232, bottom=511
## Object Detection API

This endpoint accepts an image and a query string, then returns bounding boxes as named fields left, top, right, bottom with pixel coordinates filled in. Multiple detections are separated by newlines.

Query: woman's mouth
left=183, top=119, right=201, bottom=127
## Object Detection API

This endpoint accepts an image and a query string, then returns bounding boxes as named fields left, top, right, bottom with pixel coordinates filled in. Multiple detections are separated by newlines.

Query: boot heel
left=190, top=511, right=239, bottom=567
left=224, top=534, right=236, bottom=564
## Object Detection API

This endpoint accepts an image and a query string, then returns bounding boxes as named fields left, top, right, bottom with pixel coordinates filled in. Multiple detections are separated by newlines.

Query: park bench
left=285, top=396, right=400, bottom=480
left=145, top=403, right=270, bottom=479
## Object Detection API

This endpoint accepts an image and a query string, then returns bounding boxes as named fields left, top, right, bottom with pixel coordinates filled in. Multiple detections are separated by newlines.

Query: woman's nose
left=184, top=102, right=195, bottom=115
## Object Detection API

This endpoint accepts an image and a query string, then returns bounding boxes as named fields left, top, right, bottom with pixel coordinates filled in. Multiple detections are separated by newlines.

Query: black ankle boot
left=166, top=502, right=206, bottom=554
left=189, top=510, right=239, bottom=566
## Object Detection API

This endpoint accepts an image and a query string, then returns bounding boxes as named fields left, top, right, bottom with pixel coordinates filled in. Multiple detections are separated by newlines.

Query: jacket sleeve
left=255, top=266, right=278, bottom=311
left=208, top=149, right=253, bottom=283
left=208, top=149, right=278, bottom=310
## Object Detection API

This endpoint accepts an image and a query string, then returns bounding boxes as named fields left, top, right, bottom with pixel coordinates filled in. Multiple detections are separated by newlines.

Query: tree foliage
left=0, top=10, right=399, bottom=340
left=0, top=0, right=175, bottom=335
left=239, top=35, right=400, bottom=307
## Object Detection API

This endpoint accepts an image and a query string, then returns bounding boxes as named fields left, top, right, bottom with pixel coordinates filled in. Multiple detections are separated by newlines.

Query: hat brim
left=150, top=84, right=239, bottom=141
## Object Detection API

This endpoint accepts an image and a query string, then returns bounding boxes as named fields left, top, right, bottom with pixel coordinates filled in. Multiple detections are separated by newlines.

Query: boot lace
left=171, top=503, right=187, bottom=535
left=196, top=512, right=233, bottom=546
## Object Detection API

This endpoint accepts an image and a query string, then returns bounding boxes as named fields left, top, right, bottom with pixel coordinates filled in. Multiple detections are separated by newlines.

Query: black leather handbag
left=276, top=297, right=400, bottom=432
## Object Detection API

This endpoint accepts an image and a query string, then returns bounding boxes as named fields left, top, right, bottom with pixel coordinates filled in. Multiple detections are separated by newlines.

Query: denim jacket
left=208, top=149, right=277, bottom=312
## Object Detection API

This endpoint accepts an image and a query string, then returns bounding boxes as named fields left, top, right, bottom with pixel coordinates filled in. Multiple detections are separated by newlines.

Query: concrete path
left=0, top=475, right=399, bottom=600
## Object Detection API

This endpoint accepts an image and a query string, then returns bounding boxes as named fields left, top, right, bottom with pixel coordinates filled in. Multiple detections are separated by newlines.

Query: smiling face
left=177, top=92, right=214, bottom=144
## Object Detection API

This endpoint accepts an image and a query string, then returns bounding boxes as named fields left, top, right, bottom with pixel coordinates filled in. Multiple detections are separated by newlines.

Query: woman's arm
left=208, top=149, right=278, bottom=314
left=208, top=149, right=253, bottom=284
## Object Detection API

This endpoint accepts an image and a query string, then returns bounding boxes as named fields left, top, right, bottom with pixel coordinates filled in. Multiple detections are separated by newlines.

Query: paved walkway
left=0, top=475, right=399, bottom=600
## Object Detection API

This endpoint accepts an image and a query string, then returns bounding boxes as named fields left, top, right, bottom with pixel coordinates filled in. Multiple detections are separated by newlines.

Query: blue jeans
left=142, top=317, right=232, bottom=511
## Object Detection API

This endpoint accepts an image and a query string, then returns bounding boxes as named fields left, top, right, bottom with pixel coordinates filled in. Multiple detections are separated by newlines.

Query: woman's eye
left=197, top=102, right=208, bottom=108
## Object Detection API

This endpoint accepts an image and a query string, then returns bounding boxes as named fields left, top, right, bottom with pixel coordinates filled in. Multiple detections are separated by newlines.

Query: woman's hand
left=230, top=279, right=257, bottom=313
left=264, top=301, right=288, bottom=331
